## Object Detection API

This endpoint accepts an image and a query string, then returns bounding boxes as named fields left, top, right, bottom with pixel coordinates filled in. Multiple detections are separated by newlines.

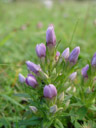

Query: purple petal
left=62, top=47, right=69, bottom=60
left=69, top=47, right=80, bottom=65
left=43, top=84, right=57, bottom=99
left=81, top=64, right=89, bottom=78
left=69, top=72, right=77, bottom=81
left=43, top=85, right=53, bottom=99
left=91, top=53, right=96, bottom=67
left=56, top=51, right=60, bottom=57
left=46, top=25, right=56, bottom=47
left=49, top=84, right=57, bottom=97
left=26, top=75, right=38, bottom=88
left=36, top=43, right=46, bottom=58
left=26, top=61, right=41, bottom=75
left=19, top=73, right=25, bottom=83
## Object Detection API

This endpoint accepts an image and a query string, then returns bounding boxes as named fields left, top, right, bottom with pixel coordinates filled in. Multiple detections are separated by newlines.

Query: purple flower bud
left=81, top=64, right=89, bottom=78
left=26, top=61, right=41, bottom=75
left=43, top=84, right=57, bottom=99
left=69, top=47, right=80, bottom=65
left=55, top=51, right=60, bottom=61
left=19, top=73, right=25, bottom=83
left=69, top=72, right=77, bottom=81
left=26, top=74, right=38, bottom=88
left=91, top=53, right=96, bottom=67
left=56, top=51, right=60, bottom=57
left=46, top=25, right=56, bottom=47
left=62, top=47, right=69, bottom=60
left=36, top=43, right=46, bottom=58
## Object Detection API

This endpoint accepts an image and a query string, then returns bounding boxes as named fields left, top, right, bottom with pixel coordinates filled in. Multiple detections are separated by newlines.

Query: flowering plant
left=18, top=25, right=96, bottom=128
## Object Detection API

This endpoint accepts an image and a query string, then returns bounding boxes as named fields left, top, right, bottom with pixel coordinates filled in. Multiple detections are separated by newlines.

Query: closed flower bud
left=66, top=87, right=72, bottom=93
left=50, top=105, right=57, bottom=113
left=69, top=46, right=80, bottom=65
left=26, top=74, right=38, bottom=88
left=55, top=51, right=60, bottom=61
left=36, top=43, right=46, bottom=58
left=73, top=87, right=76, bottom=93
left=62, top=47, right=69, bottom=61
left=40, top=71, right=49, bottom=79
left=58, top=92, right=64, bottom=101
left=26, top=61, right=41, bottom=75
left=46, top=25, right=56, bottom=47
left=29, top=106, right=38, bottom=113
left=43, top=84, right=57, bottom=99
left=69, top=72, right=77, bottom=81
left=81, top=64, right=89, bottom=78
left=93, top=76, right=96, bottom=85
left=91, top=53, right=96, bottom=67
left=19, top=73, right=25, bottom=83
left=86, top=87, right=91, bottom=94
left=65, top=100, right=70, bottom=107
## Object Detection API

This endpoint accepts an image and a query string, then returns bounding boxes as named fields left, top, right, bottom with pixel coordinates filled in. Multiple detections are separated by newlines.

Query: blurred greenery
left=0, top=1, right=96, bottom=127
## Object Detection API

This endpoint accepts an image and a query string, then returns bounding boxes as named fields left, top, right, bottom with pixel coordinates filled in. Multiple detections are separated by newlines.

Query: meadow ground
left=0, top=1, right=96, bottom=127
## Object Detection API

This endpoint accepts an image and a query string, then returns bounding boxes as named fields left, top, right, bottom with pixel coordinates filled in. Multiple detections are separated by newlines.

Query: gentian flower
left=36, top=43, right=46, bottom=58
left=43, top=84, right=57, bottom=99
left=26, top=61, right=41, bottom=75
left=81, top=64, right=89, bottom=78
left=69, top=72, right=77, bottom=81
left=46, top=25, right=56, bottom=47
left=19, top=73, right=25, bottom=83
left=69, top=47, right=80, bottom=65
left=55, top=51, right=60, bottom=61
left=91, top=53, right=96, bottom=67
left=26, top=74, right=38, bottom=88
left=62, top=47, right=69, bottom=61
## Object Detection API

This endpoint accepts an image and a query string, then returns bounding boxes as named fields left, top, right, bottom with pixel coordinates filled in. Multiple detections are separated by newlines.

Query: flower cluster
left=19, top=25, right=80, bottom=99
left=18, top=25, right=96, bottom=128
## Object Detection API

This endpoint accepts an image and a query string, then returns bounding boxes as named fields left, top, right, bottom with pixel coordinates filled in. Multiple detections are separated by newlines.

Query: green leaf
left=19, top=117, right=41, bottom=126
left=0, top=94, right=25, bottom=109
left=76, top=106, right=87, bottom=120
left=54, top=124, right=61, bottom=128
left=89, top=105, right=96, bottom=111
left=74, top=121, right=81, bottom=128
left=0, top=118, right=9, bottom=128
left=0, top=117, right=21, bottom=122
left=14, top=93, right=30, bottom=98
left=54, top=119, right=64, bottom=128
left=64, top=95, right=72, bottom=102
left=42, top=120, right=53, bottom=128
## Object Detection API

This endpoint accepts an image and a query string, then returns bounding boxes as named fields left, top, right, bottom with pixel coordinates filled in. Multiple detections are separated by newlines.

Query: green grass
left=0, top=1, right=96, bottom=127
